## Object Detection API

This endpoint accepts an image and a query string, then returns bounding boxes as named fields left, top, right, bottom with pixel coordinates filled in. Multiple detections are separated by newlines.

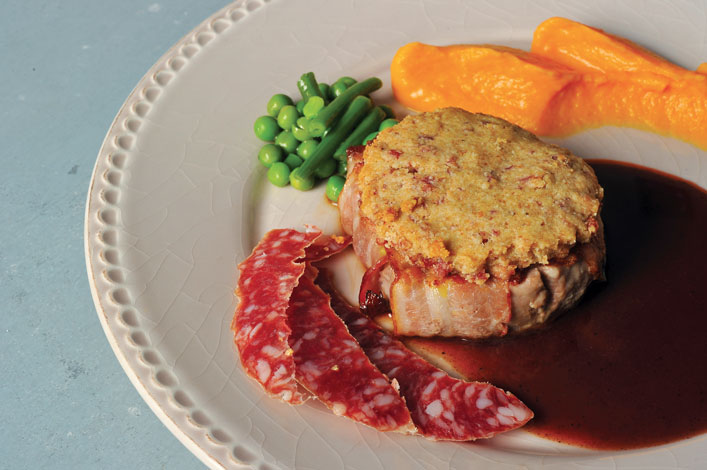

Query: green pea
left=363, top=131, right=379, bottom=144
left=295, top=100, right=306, bottom=114
left=314, top=157, right=337, bottom=179
left=297, top=116, right=311, bottom=132
left=326, top=175, right=346, bottom=202
left=296, top=139, right=318, bottom=160
left=267, top=162, right=290, bottom=187
left=379, top=104, right=396, bottom=119
left=275, top=130, right=299, bottom=154
left=253, top=115, right=279, bottom=141
left=330, top=81, right=349, bottom=98
left=318, top=83, right=330, bottom=100
left=267, top=93, right=293, bottom=117
left=291, top=117, right=311, bottom=142
left=291, top=123, right=310, bottom=142
left=337, top=159, right=347, bottom=176
left=284, top=153, right=303, bottom=170
left=277, top=105, right=299, bottom=130
left=303, top=96, right=325, bottom=118
left=289, top=167, right=315, bottom=191
left=258, top=143, right=283, bottom=168
left=379, top=118, right=399, bottom=131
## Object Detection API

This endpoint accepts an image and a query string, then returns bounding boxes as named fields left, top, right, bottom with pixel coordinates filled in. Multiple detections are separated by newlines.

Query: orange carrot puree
left=391, top=17, right=707, bottom=149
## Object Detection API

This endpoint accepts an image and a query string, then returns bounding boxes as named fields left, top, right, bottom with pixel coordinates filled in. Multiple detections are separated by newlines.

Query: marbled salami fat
left=232, top=228, right=321, bottom=404
left=318, top=269, right=533, bottom=440
left=288, top=270, right=414, bottom=433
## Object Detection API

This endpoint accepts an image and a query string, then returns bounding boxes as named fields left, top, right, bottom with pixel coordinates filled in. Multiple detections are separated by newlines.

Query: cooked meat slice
left=509, top=233, right=604, bottom=331
left=389, top=267, right=510, bottom=337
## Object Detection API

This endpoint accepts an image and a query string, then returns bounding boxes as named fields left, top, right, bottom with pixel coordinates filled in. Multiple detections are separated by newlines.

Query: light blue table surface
left=1, top=2, right=230, bottom=468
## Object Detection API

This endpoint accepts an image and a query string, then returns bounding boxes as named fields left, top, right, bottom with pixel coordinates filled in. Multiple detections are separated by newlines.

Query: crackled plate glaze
left=85, top=1, right=707, bottom=468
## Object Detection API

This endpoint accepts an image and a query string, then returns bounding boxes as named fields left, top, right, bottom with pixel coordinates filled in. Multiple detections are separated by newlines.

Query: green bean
left=267, top=93, right=293, bottom=117
left=296, top=100, right=305, bottom=114
left=267, top=162, right=290, bottom=187
left=330, top=81, right=349, bottom=98
left=379, top=104, right=396, bottom=119
left=336, top=158, right=347, bottom=176
left=321, top=123, right=333, bottom=139
left=379, top=118, right=399, bottom=131
left=291, top=95, right=372, bottom=187
left=314, top=158, right=337, bottom=179
left=258, top=143, right=283, bottom=168
left=333, top=106, right=386, bottom=159
left=326, top=84, right=338, bottom=101
left=284, top=153, right=303, bottom=169
left=336, top=76, right=357, bottom=87
left=297, top=72, right=324, bottom=103
left=253, top=115, right=280, bottom=141
left=331, top=77, right=357, bottom=100
left=289, top=168, right=315, bottom=191
left=308, top=77, right=382, bottom=137
left=318, top=83, right=330, bottom=101
left=325, top=175, right=346, bottom=202
left=274, top=130, right=299, bottom=154
left=277, top=105, right=299, bottom=130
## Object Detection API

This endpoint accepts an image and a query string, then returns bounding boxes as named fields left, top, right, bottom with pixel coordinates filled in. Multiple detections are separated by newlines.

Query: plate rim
left=84, top=1, right=252, bottom=468
left=84, top=1, right=707, bottom=469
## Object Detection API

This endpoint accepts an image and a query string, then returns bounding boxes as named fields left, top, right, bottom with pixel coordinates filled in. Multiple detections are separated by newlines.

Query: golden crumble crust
left=357, top=107, right=603, bottom=281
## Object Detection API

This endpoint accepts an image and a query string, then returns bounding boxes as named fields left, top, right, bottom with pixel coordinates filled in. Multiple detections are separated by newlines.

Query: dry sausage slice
left=288, top=269, right=414, bottom=432
left=232, top=228, right=321, bottom=404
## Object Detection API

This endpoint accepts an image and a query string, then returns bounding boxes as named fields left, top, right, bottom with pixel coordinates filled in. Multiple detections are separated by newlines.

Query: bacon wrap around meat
left=317, top=269, right=533, bottom=440
left=340, top=146, right=604, bottom=338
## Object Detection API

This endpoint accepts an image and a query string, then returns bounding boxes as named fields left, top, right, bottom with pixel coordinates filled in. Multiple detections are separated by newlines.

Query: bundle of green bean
left=253, top=72, right=399, bottom=202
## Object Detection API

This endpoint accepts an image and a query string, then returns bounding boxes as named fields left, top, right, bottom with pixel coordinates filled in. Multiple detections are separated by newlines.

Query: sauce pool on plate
left=406, top=160, right=707, bottom=450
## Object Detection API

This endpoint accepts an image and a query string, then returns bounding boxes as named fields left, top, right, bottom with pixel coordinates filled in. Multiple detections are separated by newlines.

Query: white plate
left=85, top=1, right=707, bottom=468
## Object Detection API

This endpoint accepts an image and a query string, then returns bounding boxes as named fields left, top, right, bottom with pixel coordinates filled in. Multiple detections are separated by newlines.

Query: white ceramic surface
left=85, top=1, right=707, bottom=468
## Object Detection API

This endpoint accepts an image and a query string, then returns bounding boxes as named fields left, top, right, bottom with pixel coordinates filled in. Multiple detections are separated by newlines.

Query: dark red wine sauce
left=408, top=160, right=707, bottom=449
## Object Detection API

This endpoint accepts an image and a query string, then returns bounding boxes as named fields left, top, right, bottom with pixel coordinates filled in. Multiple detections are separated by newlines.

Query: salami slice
left=288, top=269, right=415, bottom=433
left=232, top=228, right=321, bottom=404
left=316, top=268, right=533, bottom=440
